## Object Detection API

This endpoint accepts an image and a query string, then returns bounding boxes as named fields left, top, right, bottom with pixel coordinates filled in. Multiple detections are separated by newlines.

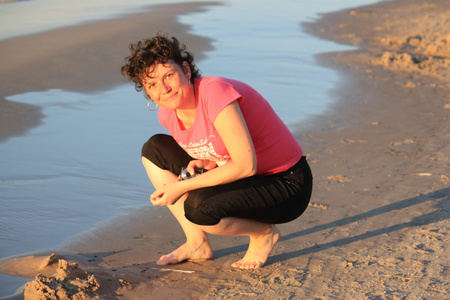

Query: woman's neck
left=176, top=109, right=195, bottom=130
left=176, top=83, right=196, bottom=130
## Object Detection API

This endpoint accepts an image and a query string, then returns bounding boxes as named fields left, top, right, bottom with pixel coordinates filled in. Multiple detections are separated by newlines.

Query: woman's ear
left=183, top=61, right=191, bottom=79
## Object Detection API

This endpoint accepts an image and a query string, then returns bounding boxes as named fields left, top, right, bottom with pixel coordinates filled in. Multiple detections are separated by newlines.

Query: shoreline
left=1, top=0, right=449, bottom=299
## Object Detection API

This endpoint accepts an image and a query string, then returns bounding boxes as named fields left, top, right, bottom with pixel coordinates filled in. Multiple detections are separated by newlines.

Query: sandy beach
left=1, top=0, right=449, bottom=299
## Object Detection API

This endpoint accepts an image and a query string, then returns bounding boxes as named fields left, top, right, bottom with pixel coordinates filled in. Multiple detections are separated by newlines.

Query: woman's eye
left=166, top=73, right=173, bottom=79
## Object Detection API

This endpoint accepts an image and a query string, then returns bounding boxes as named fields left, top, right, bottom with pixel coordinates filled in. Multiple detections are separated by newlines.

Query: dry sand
left=1, top=0, right=449, bottom=299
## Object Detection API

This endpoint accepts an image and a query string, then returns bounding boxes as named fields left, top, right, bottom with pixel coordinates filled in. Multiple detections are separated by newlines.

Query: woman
left=121, top=33, right=313, bottom=269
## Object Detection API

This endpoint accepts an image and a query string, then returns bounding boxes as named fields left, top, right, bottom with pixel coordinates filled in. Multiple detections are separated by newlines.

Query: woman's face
left=142, top=60, right=192, bottom=110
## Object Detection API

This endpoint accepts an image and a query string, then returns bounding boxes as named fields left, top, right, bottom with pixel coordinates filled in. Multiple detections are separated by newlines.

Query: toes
left=156, top=253, right=175, bottom=265
left=231, top=260, right=262, bottom=269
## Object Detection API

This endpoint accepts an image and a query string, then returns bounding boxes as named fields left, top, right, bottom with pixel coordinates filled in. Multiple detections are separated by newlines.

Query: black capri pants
left=142, top=134, right=313, bottom=226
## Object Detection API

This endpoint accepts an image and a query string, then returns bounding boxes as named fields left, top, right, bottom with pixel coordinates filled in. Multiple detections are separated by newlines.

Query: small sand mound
left=372, top=51, right=450, bottom=79
left=24, top=259, right=100, bottom=300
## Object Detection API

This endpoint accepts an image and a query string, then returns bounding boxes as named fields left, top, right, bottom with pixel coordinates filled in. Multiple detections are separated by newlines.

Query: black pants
left=142, top=134, right=313, bottom=226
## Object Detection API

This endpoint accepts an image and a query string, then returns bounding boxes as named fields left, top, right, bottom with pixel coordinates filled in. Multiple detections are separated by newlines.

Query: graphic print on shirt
left=178, top=134, right=230, bottom=165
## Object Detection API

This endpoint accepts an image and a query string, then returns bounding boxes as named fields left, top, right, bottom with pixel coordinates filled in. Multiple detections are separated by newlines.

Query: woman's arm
left=151, top=100, right=256, bottom=206
left=213, top=100, right=257, bottom=178
left=187, top=99, right=256, bottom=180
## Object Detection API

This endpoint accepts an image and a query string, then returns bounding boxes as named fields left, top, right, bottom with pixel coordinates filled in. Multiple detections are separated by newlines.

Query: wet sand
left=1, top=0, right=449, bottom=299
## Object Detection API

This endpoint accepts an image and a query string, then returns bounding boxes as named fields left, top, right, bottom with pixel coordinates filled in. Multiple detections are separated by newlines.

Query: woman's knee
left=141, top=134, right=191, bottom=173
left=184, top=190, right=222, bottom=226
left=141, top=134, right=172, bottom=160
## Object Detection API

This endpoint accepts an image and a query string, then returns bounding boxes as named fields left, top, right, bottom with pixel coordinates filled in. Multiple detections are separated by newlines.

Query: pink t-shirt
left=158, top=77, right=303, bottom=175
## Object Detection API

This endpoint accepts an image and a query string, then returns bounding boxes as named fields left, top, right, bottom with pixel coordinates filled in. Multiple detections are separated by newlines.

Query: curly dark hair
left=120, top=33, right=201, bottom=92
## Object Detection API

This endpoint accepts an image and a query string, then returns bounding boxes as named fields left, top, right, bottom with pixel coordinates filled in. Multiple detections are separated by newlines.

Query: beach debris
left=404, top=81, right=419, bottom=88
left=151, top=267, right=195, bottom=274
left=119, top=279, right=131, bottom=287
left=406, top=35, right=422, bottom=47
left=327, top=175, right=352, bottom=183
left=410, top=173, right=433, bottom=176
left=39, top=252, right=58, bottom=270
left=308, top=202, right=329, bottom=210
left=24, top=259, right=100, bottom=300
left=404, top=138, right=416, bottom=143
left=340, top=139, right=368, bottom=144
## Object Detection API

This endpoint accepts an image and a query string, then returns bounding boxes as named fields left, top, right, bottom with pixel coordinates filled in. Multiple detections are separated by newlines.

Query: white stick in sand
left=151, top=267, right=195, bottom=274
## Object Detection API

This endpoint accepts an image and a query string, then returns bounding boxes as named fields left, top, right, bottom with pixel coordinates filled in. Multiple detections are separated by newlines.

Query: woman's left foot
left=231, top=225, right=281, bottom=269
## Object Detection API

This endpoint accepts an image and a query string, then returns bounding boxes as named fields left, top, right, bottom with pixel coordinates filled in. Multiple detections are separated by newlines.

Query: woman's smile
left=142, top=60, right=193, bottom=110
left=161, top=91, right=178, bottom=102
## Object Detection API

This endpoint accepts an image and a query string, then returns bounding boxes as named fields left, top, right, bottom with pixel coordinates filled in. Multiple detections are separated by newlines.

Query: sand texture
left=0, top=0, right=449, bottom=299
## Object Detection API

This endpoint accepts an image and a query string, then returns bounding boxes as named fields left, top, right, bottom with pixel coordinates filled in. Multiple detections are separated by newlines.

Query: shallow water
left=0, top=0, right=380, bottom=296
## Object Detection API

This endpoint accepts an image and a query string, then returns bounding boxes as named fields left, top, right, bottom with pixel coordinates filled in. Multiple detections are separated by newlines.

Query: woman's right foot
left=156, top=240, right=213, bottom=265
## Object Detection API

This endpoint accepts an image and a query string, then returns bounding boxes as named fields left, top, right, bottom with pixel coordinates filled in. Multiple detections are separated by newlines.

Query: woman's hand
left=150, top=160, right=216, bottom=206
left=150, top=181, right=187, bottom=206
left=185, top=159, right=217, bottom=176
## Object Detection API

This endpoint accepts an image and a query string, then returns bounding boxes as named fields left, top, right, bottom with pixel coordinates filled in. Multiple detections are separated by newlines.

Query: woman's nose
left=160, top=83, right=171, bottom=94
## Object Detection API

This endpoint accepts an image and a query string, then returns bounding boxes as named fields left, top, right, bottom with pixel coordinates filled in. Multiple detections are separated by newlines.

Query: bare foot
left=156, top=240, right=213, bottom=265
left=231, top=225, right=281, bottom=269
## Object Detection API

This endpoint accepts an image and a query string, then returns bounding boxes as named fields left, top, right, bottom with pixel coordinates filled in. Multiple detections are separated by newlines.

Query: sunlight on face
left=142, top=60, right=192, bottom=110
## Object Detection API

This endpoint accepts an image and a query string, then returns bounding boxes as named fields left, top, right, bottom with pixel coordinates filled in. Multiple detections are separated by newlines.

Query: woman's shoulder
left=196, top=76, right=252, bottom=92
left=197, top=76, right=246, bottom=97
left=197, top=76, right=231, bottom=86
